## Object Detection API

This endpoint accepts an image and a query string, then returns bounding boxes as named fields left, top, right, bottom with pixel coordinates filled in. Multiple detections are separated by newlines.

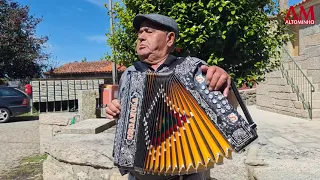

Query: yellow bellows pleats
left=143, top=75, right=233, bottom=176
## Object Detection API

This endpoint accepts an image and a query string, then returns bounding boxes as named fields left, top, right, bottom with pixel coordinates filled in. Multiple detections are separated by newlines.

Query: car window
left=0, top=88, right=23, bottom=97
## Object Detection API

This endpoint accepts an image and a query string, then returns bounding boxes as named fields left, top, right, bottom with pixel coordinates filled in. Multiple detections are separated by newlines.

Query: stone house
left=256, top=0, right=320, bottom=120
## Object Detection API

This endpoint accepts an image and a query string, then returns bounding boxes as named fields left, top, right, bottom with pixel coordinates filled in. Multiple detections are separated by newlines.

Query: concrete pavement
left=0, top=118, right=40, bottom=174
left=235, top=106, right=320, bottom=180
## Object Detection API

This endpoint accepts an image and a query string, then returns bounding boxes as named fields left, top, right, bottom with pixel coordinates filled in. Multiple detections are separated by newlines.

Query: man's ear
left=166, top=32, right=175, bottom=47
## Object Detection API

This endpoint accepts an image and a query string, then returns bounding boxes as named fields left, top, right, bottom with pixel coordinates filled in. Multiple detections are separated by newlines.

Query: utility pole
left=109, top=0, right=118, bottom=84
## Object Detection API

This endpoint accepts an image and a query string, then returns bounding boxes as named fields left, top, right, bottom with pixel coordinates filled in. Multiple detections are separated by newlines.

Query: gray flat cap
left=133, top=14, right=179, bottom=39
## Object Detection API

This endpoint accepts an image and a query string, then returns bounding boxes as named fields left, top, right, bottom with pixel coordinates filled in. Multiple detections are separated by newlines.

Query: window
left=0, top=88, right=23, bottom=97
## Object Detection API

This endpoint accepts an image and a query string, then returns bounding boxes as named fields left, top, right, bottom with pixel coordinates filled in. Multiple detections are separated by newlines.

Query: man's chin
left=138, top=53, right=150, bottom=60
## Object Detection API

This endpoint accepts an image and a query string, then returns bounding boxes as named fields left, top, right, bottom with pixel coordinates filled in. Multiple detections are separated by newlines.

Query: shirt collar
left=141, top=54, right=178, bottom=71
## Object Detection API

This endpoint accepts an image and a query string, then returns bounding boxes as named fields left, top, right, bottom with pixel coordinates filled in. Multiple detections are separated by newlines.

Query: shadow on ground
left=6, top=115, right=39, bottom=123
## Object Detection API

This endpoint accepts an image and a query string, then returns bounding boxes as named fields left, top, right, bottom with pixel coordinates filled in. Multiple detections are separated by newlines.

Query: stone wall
left=239, top=88, right=256, bottom=106
left=42, top=125, right=126, bottom=180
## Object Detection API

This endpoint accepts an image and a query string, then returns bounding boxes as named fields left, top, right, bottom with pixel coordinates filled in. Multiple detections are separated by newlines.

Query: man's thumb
left=200, top=65, right=208, bottom=72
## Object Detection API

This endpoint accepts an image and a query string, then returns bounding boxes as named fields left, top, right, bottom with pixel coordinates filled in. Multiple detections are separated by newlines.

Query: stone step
left=289, top=83, right=320, bottom=92
left=283, top=76, right=313, bottom=84
left=256, top=103, right=320, bottom=119
left=282, top=62, right=306, bottom=70
left=313, top=92, right=320, bottom=100
left=307, top=70, right=320, bottom=84
left=313, top=100, right=320, bottom=109
left=284, top=69, right=308, bottom=75
left=296, top=109, right=320, bottom=119
left=268, top=92, right=298, bottom=101
left=266, top=77, right=288, bottom=86
left=61, top=118, right=116, bottom=134
left=266, top=70, right=283, bottom=78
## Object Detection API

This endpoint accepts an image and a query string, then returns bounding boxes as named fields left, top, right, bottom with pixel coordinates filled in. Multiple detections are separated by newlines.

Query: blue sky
left=16, top=0, right=302, bottom=67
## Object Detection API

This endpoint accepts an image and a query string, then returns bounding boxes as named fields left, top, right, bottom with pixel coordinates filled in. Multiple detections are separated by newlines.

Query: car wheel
left=0, top=108, right=10, bottom=123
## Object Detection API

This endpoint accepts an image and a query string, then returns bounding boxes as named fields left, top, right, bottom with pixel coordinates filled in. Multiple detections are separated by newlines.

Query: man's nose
left=138, top=32, right=146, bottom=41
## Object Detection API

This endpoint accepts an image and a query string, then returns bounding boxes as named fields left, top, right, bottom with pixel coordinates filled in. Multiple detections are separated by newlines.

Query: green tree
left=0, top=0, right=50, bottom=80
left=82, top=57, right=87, bottom=62
left=105, top=0, right=290, bottom=87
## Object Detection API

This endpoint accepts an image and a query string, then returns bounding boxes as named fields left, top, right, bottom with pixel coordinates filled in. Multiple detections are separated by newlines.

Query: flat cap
left=133, top=14, right=179, bottom=39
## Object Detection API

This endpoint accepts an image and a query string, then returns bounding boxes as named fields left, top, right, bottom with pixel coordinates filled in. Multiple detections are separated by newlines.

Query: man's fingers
left=113, top=100, right=121, bottom=111
left=200, top=65, right=208, bottom=73
left=206, top=66, right=217, bottom=86
left=223, top=76, right=231, bottom=97
left=215, top=74, right=228, bottom=91
left=208, top=71, right=220, bottom=91
left=106, top=106, right=116, bottom=116
left=107, top=102, right=120, bottom=114
left=106, top=113, right=114, bottom=119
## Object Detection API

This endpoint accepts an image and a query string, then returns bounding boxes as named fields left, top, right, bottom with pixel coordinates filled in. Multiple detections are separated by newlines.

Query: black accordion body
left=113, top=57, right=258, bottom=176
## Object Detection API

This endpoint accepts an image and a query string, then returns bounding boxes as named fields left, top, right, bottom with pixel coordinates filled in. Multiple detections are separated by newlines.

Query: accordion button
left=214, top=91, right=219, bottom=96
left=226, top=105, right=231, bottom=110
left=218, top=95, right=223, bottom=100
left=217, top=104, right=221, bottom=109
left=205, top=90, right=209, bottom=94
left=201, top=85, right=206, bottom=90
left=221, top=109, right=226, bottom=113
left=212, top=99, right=217, bottom=104
left=222, top=100, right=227, bottom=105
left=209, top=94, right=213, bottom=99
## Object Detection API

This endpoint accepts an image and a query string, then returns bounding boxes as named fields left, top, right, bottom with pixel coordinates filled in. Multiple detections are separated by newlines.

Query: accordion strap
left=230, top=81, right=256, bottom=128
left=132, top=61, right=148, bottom=72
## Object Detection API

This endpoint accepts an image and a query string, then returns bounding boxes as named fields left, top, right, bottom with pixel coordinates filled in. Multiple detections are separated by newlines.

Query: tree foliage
left=105, top=0, right=290, bottom=87
left=0, top=0, right=50, bottom=80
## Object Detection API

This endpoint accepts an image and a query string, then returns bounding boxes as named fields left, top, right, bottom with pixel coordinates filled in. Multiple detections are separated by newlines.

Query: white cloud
left=85, top=0, right=107, bottom=7
left=77, top=7, right=84, bottom=11
left=87, top=35, right=106, bottom=44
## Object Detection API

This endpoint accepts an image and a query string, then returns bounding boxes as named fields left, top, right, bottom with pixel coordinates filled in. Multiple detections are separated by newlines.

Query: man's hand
left=105, top=99, right=121, bottom=119
left=200, top=65, right=231, bottom=97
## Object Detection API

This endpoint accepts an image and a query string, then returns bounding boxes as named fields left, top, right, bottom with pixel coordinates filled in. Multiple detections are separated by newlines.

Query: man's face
left=136, top=20, right=174, bottom=62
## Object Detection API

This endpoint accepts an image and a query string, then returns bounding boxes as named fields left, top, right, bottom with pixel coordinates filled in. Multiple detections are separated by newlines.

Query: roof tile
left=47, top=61, right=126, bottom=75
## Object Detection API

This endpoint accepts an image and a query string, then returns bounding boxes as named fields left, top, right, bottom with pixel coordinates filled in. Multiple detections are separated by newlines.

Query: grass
left=19, top=112, right=39, bottom=117
left=0, top=154, right=47, bottom=180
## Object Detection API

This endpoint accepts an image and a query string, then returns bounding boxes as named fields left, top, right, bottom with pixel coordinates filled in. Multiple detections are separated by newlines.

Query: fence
left=31, top=79, right=105, bottom=113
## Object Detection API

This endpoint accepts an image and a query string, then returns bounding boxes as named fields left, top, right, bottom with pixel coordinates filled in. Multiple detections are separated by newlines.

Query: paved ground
left=0, top=117, right=40, bottom=174
left=2, top=106, right=320, bottom=180
left=239, top=106, right=320, bottom=180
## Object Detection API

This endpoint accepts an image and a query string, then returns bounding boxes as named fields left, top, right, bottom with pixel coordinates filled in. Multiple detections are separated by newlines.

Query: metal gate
left=31, top=79, right=104, bottom=113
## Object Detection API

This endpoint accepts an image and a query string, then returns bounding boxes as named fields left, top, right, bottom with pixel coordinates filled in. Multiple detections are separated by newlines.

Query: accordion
left=113, top=58, right=258, bottom=176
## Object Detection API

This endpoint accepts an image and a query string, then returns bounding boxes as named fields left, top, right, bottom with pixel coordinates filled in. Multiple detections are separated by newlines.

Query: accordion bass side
left=113, top=63, right=258, bottom=176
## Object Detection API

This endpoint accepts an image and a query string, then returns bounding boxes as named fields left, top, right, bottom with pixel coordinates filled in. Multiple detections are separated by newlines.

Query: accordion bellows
left=113, top=57, right=258, bottom=176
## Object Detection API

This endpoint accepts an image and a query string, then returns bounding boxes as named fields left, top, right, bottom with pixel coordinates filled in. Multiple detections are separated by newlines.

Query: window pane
left=0, top=89, right=22, bottom=97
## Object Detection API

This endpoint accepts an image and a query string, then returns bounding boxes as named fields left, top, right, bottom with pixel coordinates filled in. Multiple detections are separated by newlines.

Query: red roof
left=46, top=60, right=126, bottom=75
left=293, top=0, right=315, bottom=7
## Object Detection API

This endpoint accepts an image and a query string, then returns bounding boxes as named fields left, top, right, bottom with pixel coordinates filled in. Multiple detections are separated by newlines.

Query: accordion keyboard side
left=174, top=66, right=258, bottom=152
left=113, top=71, right=147, bottom=171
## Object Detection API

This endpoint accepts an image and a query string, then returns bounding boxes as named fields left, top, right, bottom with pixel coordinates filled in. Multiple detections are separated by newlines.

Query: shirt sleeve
left=117, top=69, right=129, bottom=103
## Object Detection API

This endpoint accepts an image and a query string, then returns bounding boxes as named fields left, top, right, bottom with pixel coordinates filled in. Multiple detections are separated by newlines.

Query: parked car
left=0, top=85, right=31, bottom=123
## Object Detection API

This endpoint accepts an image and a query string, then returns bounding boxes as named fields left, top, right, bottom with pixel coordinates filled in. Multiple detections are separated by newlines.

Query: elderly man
left=106, top=14, right=237, bottom=180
